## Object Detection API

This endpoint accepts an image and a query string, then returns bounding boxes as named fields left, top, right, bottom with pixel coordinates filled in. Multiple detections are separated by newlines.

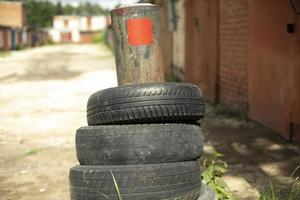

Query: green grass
left=110, top=170, right=123, bottom=200
left=92, top=152, right=298, bottom=200
left=93, top=32, right=105, bottom=44
left=47, top=39, right=57, bottom=45
left=260, top=166, right=300, bottom=200
left=96, top=170, right=123, bottom=200
left=0, top=51, right=10, bottom=57
left=25, top=148, right=42, bottom=156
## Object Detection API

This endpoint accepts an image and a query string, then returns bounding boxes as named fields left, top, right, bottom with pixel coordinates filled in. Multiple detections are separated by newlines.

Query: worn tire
left=69, top=161, right=201, bottom=200
left=87, top=82, right=205, bottom=125
left=198, top=183, right=216, bottom=200
left=76, top=124, right=203, bottom=165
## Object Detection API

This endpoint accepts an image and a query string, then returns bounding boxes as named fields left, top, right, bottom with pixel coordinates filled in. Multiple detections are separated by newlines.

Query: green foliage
left=15, top=44, right=25, bottom=50
left=0, top=51, right=10, bottom=57
left=25, top=148, right=41, bottom=155
left=165, top=74, right=179, bottom=82
left=76, top=2, right=108, bottom=16
left=260, top=178, right=279, bottom=200
left=93, top=32, right=105, bottom=44
left=26, top=0, right=55, bottom=28
left=202, top=151, right=236, bottom=200
left=0, top=0, right=109, bottom=28
left=47, top=39, right=56, bottom=45
left=260, top=166, right=300, bottom=200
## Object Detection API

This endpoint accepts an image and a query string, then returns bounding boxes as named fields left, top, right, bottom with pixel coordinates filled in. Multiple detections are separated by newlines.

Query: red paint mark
left=127, top=18, right=153, bottom=46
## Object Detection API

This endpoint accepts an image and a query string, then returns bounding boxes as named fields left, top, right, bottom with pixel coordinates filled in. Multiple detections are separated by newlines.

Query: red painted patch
left=127, top=18, right=153, bottom=46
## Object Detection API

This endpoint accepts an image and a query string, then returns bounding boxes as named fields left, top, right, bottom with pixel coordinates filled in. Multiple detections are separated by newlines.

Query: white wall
left=69, top=19, right=80, bottom=30
left=51, top=16, right=107, bottom=43
left=91, top=16, right=106, bottom=31
left=80, top=17, right=88, bottom=31
left=53, top=20, right=64, bottom=29
left=54, top=18, right=80, bottom=30
left=49, top=29, right=60, bottom=42
left=71, top=30, right=80, bottom=42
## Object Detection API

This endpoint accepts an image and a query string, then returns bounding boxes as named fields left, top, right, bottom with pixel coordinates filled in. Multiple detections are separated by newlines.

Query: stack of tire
left=69, top=82, right=208, bottom=200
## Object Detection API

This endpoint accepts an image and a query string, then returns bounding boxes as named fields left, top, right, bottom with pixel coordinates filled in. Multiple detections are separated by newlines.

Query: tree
left=55, top=2, right=63, bottom=15
left=25, top=0, right=55, bottom=28
left=0, top=0, right=109, bottom=28
left=63, top=4, right=75, bottom=15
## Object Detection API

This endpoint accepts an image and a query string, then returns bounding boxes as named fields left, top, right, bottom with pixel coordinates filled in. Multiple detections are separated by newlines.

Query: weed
left=47, top=39, right=57, bottom=45
left=165, top=74, right=179, bottom=82
left=202, top=151, right=236, bottom=200
left=260, top=177, right=279, bottom=200
left=93, top=32, right=105, bottom=44
left=110, top=170, right=123, bottom=200
left=25, top=148, right=42, bottom=156
left=260, top=166, right=300, bottom=200
left=289, top=166, right=300, bottom=200
left=96, top=170, right=123, bottom=200
left=15, top=44, right=25, bottom=51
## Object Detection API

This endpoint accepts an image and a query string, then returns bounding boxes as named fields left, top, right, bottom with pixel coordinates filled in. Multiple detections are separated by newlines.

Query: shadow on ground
left=202, top=104, right=300, bottom=199
left=0, top=52, right=82, bottom=83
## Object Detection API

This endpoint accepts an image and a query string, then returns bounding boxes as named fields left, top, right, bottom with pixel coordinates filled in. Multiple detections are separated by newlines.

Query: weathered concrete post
left=111, top=3, right=164, bottom=85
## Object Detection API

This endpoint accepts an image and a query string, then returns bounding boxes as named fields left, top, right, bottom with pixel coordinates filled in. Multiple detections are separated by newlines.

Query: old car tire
left=76, top=123, right=203, bottom=165
left=69, top=161, right=201, bottom=200
left=87, top=82, right=205, bottom=125
left=198, top=183, right=216, bottom=200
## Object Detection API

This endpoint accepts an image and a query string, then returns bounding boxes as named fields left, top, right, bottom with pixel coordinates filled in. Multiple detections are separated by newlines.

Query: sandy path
left=0, top=44, right=117, bottom=200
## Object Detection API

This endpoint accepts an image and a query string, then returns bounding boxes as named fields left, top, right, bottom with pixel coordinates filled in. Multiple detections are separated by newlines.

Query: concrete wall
left=218, top=0, right=249, bottom=111
left=72, top=30, right=80, bottom=42
left=91, top=16, right=106, bottom=31
left=54, top=17, right=81, bottom=30
left=49, top=29, right=61, bottom=43
left=52, top=16, right=106, bottom=43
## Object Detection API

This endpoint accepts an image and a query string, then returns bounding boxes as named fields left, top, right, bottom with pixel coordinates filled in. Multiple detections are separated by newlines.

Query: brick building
left=0, top=1, right=27, bottom=50
left=142, top=0, right=300, bottom=142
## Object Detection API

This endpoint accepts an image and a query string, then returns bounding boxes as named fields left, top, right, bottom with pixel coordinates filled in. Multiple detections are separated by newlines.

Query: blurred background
left=0, top=0, right=299, bottom=200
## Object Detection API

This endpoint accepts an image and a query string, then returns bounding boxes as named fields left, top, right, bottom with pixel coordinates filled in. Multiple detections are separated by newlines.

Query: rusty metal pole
left=111, top=3, right=165, bottom=85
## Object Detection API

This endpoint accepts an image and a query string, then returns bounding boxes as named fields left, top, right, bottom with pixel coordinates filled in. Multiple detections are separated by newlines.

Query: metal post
left=111, top=3, right=165, bottom=85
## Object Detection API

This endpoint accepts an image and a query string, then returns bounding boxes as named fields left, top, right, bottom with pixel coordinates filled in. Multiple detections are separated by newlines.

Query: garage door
left=249, top=0, right=300, bottom=141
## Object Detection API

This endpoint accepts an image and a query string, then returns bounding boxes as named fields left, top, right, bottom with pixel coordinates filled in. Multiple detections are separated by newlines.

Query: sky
left=48, top=0, right=139, bottom=9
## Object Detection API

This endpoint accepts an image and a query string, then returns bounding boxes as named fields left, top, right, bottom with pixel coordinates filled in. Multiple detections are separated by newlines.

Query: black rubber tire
left=87, top=82, right=205, bottom=125
left=76, top=124, right=203, bottom=165
left=69, top=161, right=201, bottom=200
left=198, top=183, right=216, bottom=200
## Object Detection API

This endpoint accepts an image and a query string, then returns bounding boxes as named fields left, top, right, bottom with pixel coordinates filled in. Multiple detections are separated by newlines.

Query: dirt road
left=0, top=44, right=117, bottom=200
left=0, top=44, right=299, bottom=200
